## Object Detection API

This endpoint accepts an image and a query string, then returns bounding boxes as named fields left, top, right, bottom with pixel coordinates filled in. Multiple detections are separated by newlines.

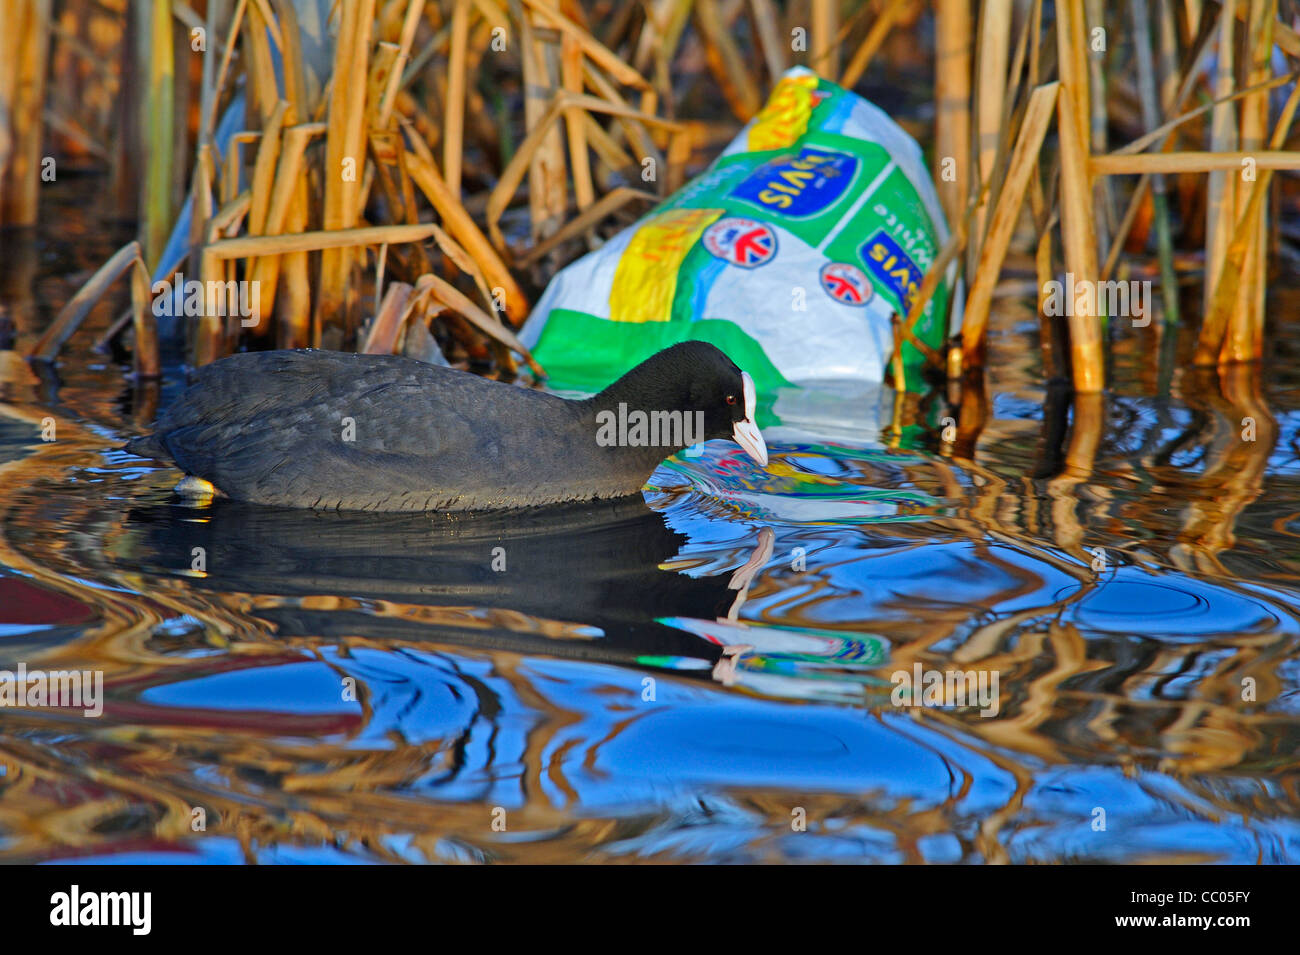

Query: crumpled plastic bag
left=520, top=66, right=956, bottom=427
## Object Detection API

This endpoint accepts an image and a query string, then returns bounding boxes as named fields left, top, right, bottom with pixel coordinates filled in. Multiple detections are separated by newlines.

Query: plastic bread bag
left=520, top=67, right=958, bottom=437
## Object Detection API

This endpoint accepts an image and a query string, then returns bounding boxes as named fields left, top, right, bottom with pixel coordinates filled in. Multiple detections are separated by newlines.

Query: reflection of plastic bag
left=521, top=67, right=955, bottom=407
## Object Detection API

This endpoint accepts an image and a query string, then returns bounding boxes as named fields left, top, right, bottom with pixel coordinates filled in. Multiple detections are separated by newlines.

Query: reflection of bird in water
left=119, top=495, right=773, bottom=680
left=711, top=527, right=774, bottom=683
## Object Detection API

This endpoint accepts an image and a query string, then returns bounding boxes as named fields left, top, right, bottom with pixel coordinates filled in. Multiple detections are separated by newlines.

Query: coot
left=125, top=341, right=768, bottom=511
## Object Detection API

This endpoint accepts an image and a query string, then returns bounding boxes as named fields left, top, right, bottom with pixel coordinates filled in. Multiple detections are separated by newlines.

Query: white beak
left=731, top=370, right=768, bottom=467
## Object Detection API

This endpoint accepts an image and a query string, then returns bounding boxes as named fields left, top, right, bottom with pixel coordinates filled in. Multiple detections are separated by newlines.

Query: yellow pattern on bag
left=747, top=72, right=822, bottom=152
left=608, top=208, right=723, bottom=322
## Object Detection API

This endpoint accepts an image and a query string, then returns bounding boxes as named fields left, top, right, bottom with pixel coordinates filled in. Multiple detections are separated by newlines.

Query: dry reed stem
left=840, top=0, right=910, bottom=90
left=425, top=222, right=497, bottom=315
left=243, top=99, right=290, bottom=280
left=1199, top=61, right=1300, bottom=365
left=515, top=185, right=657, bottom=266
left=367, top=42, right=402, bottom=133
left=1092, top=150, right=1300, bottom=174
left=142, top=0, right=174, bottom=265
left=561, top=31, right=595, bottom=211
left=318, top=0, right=376, bottom=334
left=1056, top=3, right=1103, bottom=393
left=247, top=121, right=326, bottom=332
left=581, top=62, right=662, bottom=172
left=665, top=123, right=692, bottom=193
left=1130, top=0, right=1179, bottom=326
left=26, top=239, right=158, bottom=378
left=520, top=0, right=649, bottom=90
left=186, top=143, right=216, bottom=279
left=247, top=0, right=283, bottom=51
left=961, top=82, right=1059, bottom=367
left=361, top=280, right=414, bottom=354
left=1084, top=0, right=1113, bottom=249
left=375, top=0, right=424, bottom=127
left=421, top=272, right=543, bottom=375
left=580, top=111, right=634, bottom=175
left=220, top=131, right=259, bottom=206
left=443, top=0, right=469, bottom=196
left=401, top=140, right=530, bottom=324
left=1097, top=29, right=1268, bottom=283
left=971, top=0, right=1011, bottom=261
left=271, top=0, right=307, bottom=113
left=748, top=0, right=786, bottom=82
left=206, top=222, right=442, bottom=258
left=693, top=0, right=761, bottom=120
left=202, top=0, right=246, bottom=142
left=933, top=0, right=971, bottom=228
left=128, top=257, right=160, bottom=378
left=810, top=0, right=839, bottom=79
left=1111, top=73, right=1293, bottom=157
left=0, top=0, right=51, bottom=226
left=485, top=90, right=683, bottom=251
left=1199, top=177, right=1268, bottom=364
left=519, top=7, right=568, bottom=242
left=1203, top=0, right=1237, bottom=320
left=1232, top=0, right=1300, bottom=58
left=1223, top=0, right=1275, bottom=363
left=242, top=0, right=280, bottom=123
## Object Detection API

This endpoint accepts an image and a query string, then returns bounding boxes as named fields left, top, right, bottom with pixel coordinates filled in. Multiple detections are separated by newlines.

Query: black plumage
left=126, top=341, right=767, bottom=511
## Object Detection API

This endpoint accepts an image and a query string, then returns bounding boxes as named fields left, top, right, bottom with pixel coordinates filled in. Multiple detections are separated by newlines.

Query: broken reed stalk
left=29, top=240, right=159, bottom=378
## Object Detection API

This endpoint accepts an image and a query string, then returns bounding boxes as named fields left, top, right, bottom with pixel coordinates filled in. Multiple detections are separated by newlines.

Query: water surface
left=1, top=176, right=1298, bottom=863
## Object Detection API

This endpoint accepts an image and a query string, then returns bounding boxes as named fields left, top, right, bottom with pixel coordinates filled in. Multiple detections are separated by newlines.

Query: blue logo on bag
left=731, top=147, right=857, bottom=217
left=861, top=230, right=923, bottom=311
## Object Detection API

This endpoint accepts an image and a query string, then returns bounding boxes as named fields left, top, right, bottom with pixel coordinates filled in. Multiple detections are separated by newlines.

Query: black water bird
left=125, top=341, right=768, bottom=510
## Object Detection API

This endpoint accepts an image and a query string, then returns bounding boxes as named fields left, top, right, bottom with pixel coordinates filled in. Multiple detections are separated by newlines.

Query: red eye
left=726, top=394, right=737, bottom=405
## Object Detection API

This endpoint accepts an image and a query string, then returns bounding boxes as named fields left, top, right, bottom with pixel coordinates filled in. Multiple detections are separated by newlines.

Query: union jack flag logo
left=703, top=217, right=778, bottom=268
left=819, top=262, right=873, bottom=307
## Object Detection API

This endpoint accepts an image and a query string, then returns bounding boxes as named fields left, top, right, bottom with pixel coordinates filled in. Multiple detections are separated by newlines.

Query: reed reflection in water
left=2, top=314, right=1300, bottom=862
